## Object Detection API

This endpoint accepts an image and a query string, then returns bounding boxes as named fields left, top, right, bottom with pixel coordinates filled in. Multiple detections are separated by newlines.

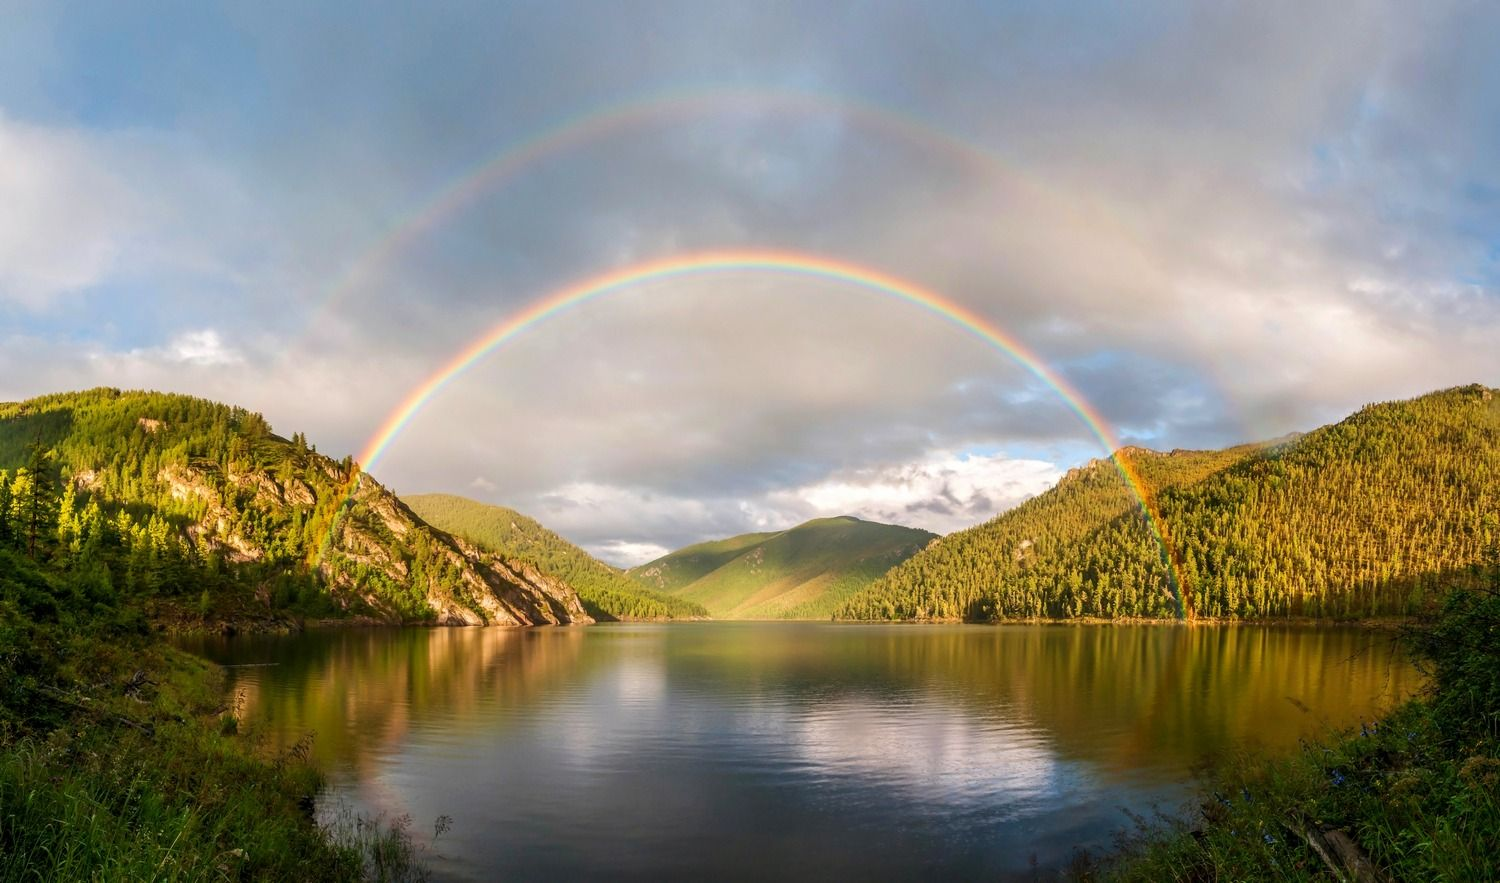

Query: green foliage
left=0, top=548, right=366, bottom=880
left=840, top=385, right=1500, bottom=621
left=1408, top=554, right=1500, bottom=747
left=0, top=388, right=469, bottom=623
left=0, top=389, right=344, bottom=613
left=2, top=444, right=59, bottom=559
left=0, top=513, right=450, bottom=880
left=0, top=388, right=605, bottom=627
left=405, top=493, right=707, bottom=620
left=1101, top=579, right=1500, bottom=882
left=633, top=516, right=937, bottom=619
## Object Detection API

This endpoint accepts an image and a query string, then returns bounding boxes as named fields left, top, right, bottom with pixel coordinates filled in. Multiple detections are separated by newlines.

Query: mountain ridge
left=0, top=388, right=594, bottom=627
left=837, top=384, right=1499, bottom=622
left=630, top=515, right=938, bottom=619
left=404, top=493, right=708, bottom=620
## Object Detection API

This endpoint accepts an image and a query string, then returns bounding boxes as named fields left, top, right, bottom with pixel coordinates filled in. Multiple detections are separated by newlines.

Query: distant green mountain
left=626, top=531, right=779, bottom=595
left=404, top=494, right=707, bottom=621
left=630, top=516, right=937, bottom=619
left=837, top=385, right=1500, bottom=622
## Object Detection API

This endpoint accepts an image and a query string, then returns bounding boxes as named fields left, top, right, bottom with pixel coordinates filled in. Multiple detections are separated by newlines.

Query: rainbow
left=289, top=87, right=1149, bottom=351
left=348, top=250, right=1188, bottom=617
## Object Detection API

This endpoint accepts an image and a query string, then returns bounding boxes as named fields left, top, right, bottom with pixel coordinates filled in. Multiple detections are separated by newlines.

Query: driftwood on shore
left=1285, top=820, right=1392, bottom=883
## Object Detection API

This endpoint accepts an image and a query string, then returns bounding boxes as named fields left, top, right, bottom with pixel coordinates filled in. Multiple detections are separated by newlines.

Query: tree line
left=838, top=385, right=1500, bottom=621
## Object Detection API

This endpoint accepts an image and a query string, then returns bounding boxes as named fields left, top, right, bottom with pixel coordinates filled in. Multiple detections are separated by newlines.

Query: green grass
left=632, top=516, right=936, bottom=619
left=627, top=531, right=777, bottom=594
left=0, top=638, right=349, bottom=879
left=1096, top=578, right=1500, bottom=881
left=0, top=549, right=436, bottom=881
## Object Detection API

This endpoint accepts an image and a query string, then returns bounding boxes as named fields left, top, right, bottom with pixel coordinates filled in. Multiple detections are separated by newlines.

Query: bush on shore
left=0, top=548, right=438, bottom=881
left=1097, top=563, right=1500, bottom=882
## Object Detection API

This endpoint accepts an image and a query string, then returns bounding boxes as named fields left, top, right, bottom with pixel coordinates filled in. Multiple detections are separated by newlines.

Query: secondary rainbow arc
left=292, top=86, right=1150, bottom=350
left=346, top=250, right=1189, bottom=618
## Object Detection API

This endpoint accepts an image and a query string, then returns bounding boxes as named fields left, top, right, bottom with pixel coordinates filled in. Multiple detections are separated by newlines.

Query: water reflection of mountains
left=184, top=623, right=1417, bottom=785
left=184, top=627, right=593, bottom=773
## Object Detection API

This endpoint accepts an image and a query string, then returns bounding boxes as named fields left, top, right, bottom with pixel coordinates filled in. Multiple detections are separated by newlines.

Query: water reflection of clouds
left=533, top=657, right=671, bottom=767
left=581, top=673, right=1080, bottom=816
left=794, top=697, right=1061, bottom=804
left=612, top=657, right=668, bottom=705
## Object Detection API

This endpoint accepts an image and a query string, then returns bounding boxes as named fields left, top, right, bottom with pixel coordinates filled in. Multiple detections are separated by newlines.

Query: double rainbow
left=345, top=250, right=1187, bottom=617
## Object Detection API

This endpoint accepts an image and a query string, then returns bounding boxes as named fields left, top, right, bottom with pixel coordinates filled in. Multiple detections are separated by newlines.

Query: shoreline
left=826, top=614, right=1413, bottom=628
left=154, top=605, right=708, bottom=637
left=159, top=607, right=1416, bottom=637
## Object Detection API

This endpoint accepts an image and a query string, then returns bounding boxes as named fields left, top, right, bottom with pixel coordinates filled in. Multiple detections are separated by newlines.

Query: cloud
left=0, top=114, right=134, bottom=305
left=160, top=330, right=243, bottom=366
left=85, top=329, right=245, bottom=371
left=0, top=109, right=295, bottom=334
left=771, top=451, right=1062, bottom=536
left=593, top=540, right=673, bottom=568
left=1, top=1, right=1497, bottom=560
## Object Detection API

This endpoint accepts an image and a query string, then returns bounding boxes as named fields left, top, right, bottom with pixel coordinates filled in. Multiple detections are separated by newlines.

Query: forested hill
left=631, top=516, right=938, bottom=619
left=0, top=388, right=596, bottom=627
left=837, top=385, right=1500, bottom=622
left=405, top=494, right=708, bottom=621
left=626, top=531, right=779, bottom=595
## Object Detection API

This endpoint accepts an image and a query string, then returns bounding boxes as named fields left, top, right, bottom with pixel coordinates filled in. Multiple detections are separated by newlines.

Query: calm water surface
left=180, top=623, right=1416, bottom=880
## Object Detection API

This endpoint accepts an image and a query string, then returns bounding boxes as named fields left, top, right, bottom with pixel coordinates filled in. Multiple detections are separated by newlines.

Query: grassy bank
left=1097, top=574, right=1500, bottom=881
left=0, top=549, right=433, bottom=881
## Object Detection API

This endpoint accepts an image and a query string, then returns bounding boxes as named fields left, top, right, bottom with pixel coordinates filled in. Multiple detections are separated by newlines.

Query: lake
left=179, top=623, right=1417, bottom=880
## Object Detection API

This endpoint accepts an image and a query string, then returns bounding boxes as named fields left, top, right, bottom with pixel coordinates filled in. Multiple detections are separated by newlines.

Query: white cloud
left=72, top=329, right=244, bottom=371
left=773, top=451, right=1063, bottom=536
left=0, top=114, right=135, bottom=305
left=591, top=540, right=673, bottom=568
left=162, top=330, right=242, bottom=366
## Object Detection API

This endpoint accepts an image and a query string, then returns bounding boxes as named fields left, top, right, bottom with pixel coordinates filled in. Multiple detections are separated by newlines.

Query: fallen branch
left=1284, top=819, right=1392, bottom=883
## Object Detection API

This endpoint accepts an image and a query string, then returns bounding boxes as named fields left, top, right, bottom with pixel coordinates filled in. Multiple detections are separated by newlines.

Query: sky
left=1, top=1, right=1497, bottom=565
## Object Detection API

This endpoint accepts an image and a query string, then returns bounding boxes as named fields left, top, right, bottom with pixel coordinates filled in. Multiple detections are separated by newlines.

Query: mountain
left=837, top=385, right=1500, bottom=622
left=630, top=516, right=938, bottom=619
left=0, top=388, right=592, bottom=627
left=627, top=530, right=779, bottom=595
left=404, top=493, right=708, bottom=620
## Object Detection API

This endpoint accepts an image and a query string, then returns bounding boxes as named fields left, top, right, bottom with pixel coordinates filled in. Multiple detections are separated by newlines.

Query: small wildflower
left=1330, top=769, right=1347, bottom=787
left=1241, top=786, right=1253, bottom=803
left=1264, top=833, right=1277, bottom=846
